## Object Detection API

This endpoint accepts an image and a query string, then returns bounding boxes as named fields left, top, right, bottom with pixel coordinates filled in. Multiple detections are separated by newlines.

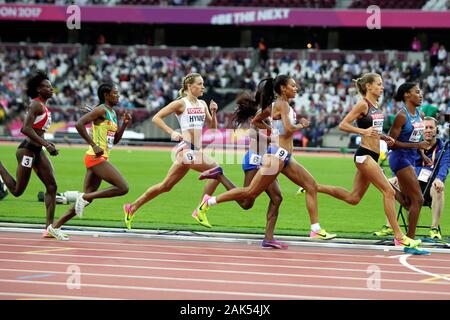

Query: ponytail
left=260, top=78, right=275, bottom=111
left=231, top=92, right=259, bottom=128
left=178, top=73, right=201, bottom=99
left=352, top=73, right=381, bottom=96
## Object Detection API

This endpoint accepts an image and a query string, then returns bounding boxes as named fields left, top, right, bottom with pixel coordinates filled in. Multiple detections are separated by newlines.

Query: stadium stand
left=1, top=43, right=449, bottom=146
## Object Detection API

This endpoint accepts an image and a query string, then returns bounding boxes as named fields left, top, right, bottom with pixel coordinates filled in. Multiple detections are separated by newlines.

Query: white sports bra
left=175, top=97, right=206, bottom=131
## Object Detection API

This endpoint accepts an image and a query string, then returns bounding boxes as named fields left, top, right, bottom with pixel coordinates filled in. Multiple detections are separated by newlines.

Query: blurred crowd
left=1, top=44, right=449, bottom=146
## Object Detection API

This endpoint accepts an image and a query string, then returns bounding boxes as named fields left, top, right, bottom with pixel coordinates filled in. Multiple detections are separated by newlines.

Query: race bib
left=371, top=113, right=384, bottom=134
left=418, top=168, right=432, bottom=182
left=107, top=131, right=115, bottom=150
left=249, top=154, right=262, bottom=166
left=274, top=147, right=289, bottom=161
left=409, top=121, right=425, bottom=142
left=21, top=155, right=33, bottom=168
left=184, top=150, right=196, bottom=163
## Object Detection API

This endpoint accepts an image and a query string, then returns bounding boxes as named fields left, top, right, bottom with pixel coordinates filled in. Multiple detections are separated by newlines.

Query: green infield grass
left=0, top=144, right=448, bottom=239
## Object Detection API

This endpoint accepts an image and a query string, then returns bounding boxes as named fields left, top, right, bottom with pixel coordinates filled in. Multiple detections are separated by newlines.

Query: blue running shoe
left=404, top=247, right=431, bottom=255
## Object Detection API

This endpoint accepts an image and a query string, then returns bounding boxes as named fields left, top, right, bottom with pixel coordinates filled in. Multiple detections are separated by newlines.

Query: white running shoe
left=46, top=225, right=69, bottom=241
left=75, top=193, right=90, bottom=217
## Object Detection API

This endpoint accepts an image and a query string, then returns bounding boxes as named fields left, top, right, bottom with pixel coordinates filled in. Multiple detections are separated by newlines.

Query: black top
left=356, top=98, right=384, bottom=130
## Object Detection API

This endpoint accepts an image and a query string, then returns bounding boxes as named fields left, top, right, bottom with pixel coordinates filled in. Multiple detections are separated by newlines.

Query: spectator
left=438, top=44, right=448, bottom=64
left=410, top=36, right=422, bottom=52
left=257, top=38, right=269, bottom=67
left=420, top=98, right=439, bottom=118
left=430, top=42, right=440, bottom=68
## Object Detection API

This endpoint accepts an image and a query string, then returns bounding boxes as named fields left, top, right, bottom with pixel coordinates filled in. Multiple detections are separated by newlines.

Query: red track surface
left=0, top=231, right=449, bottom=300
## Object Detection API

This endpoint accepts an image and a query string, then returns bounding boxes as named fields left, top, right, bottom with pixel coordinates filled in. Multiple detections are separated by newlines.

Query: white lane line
left=0, top=236, right=392, bottom=258
left=1, top=250, right=449, bottom=271
left=0, top=279, right=354, bottom=300
left=399, top=255, right=450, bottom=282
left=0, top=257, right=434, bottom=279
left=0, top=234, right=450, bottom=257
left=0, top=238, right=450, bottom=263
left=0, top=292, right=115, bottom=300
left=1, top=267, right=448, bottom=289
left=4, top=243, right=448, bottom=266
left=1, top=271, right=449, bottom=297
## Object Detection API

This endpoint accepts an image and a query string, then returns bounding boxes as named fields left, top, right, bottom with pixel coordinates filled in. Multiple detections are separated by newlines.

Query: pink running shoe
left=192, top=194, right=212, bottom=228
left=261, top=239, right=288, bottom=249
left=124, top=203, right=134, bottom=230
left=199, top=166, right=223, bottom=180
left=42, top=230, right=54, bottom=238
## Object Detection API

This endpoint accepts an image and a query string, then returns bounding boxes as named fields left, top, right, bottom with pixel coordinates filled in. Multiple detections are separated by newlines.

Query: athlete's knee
left=46, top=182, right=57, bottom=195
left=345, top=193, right=361, bottom=205
left=383, top=186, right=396, bottom=201
left=410, top=194, right=424, bottom=207
left=11, top=189, right=25, bottom=197
left=272, top=194, right=283, bottom=206
left=240, top=199, right=254, bottom=210
left=303, top=180, right=318, bottom=193
left=117, top=182, right=129, bottom=196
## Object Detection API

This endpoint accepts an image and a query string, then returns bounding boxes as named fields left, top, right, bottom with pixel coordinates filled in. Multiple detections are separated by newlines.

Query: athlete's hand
left=384, top=136, right=395, bottom=147
left=123, top=111, right=132, bottom=125
left=297, top=118, right=310, bottom=129
left=45, top=142, right=59, bottom=156
left=171, top=131, right=183, bottom=142
left=209, top=100, right=218, bottom=114
left=417, top=141, right=431, bottom=150
left=433, top=178, right=444, bottom=193
left=362, top=126, right=379, bottom=138
left=92, top=145, right=104, bottom=157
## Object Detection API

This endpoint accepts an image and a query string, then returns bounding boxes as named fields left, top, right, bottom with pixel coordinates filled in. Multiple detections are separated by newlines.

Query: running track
left=0, top=230, right=449, bottom=300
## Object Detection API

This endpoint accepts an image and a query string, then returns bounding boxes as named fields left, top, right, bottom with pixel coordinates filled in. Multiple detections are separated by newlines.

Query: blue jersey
left=389, top=106, right=425, bottom=174
left=397, top=106, right=425, bottom=144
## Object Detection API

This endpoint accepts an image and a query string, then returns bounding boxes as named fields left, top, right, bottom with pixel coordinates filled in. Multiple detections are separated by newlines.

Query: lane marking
left=0, top=292, right=113, bottom=300
left=420, top=274, right=450, bottom=283
left=2, top=250, right=450, bottom=272
left=16, top=273, right=53, bottom=280
left=24, top=248, right=75, bottom=254
left=1, top=267, right=449, bottom=289
left=399, top=255, right=450, bottom=282
left=0, top=279, right=353, bottom=300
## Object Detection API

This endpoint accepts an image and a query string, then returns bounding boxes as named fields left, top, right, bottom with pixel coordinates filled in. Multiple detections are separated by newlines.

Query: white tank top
left=272, top=105, right=297, bottom=136
left=176, top=97, right=206, bottom=131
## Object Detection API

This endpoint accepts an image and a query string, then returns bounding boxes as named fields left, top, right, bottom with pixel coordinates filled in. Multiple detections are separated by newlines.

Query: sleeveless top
left=176, top=97, right=206, bottom=132
left=396, top=106, right=425, bottom=143
left=272, top=104, right=297, bottom=136
left=356, top=98, right=384, bottom=134
left=86, top=104, right=118, bottom=158
left=31, top=97, right=52, bottom=132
